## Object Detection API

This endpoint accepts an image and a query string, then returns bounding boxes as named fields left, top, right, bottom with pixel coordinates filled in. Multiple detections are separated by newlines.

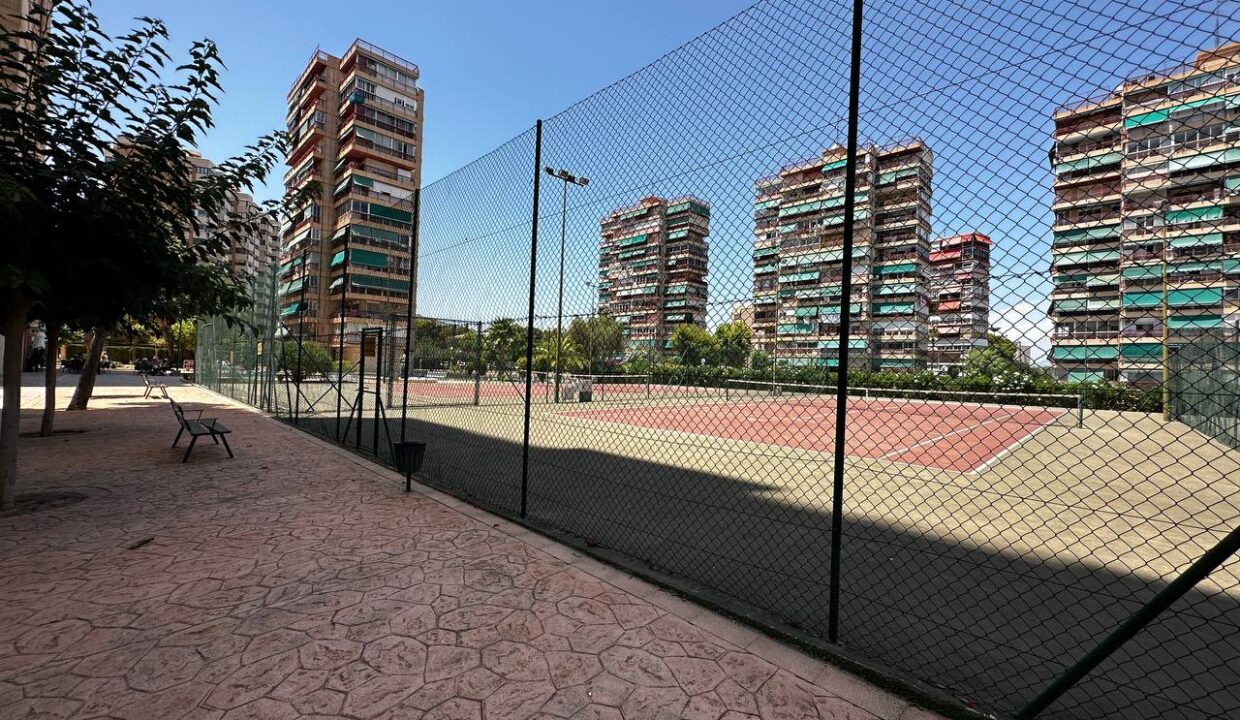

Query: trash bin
left=392, top=441, right=426, bottom=493
left=393, top=441, right=426, bottom=473
left=578, top=378, right=593, bottom=402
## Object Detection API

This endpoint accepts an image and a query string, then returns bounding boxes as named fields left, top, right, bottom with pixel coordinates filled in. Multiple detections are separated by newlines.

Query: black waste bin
left=392, top=441, right=427, bottom=493
left=579, top=390, right=592, bottom=402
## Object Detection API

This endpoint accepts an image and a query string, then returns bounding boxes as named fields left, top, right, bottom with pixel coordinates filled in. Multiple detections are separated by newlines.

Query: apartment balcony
left=337, top=132, right=417, bottom=165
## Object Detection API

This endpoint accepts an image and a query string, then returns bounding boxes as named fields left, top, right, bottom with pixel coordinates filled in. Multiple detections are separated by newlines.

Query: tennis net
left=722, top=379, right=1085, bottom=424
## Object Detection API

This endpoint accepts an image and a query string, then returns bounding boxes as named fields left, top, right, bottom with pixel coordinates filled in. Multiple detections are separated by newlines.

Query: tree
left=669, top=324, right=718, bottom=366
left=530, top=333, right=585, bottom=373
left=0, top=2, right=300, bottom=508
left=750, top=348, right=773, bottom=371
left=484, top=318, right=525, bottom=377
left=714, top=322, right=753, bottom=368
left=961, top=333, right=1036, bottom=380
left=567, top=315, right=623, bottom=373
left=277, top=339, right=333, bottom=382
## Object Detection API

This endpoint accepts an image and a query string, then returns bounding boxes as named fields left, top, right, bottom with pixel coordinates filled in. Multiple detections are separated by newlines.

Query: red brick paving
left=0, top=380, right=942, bottom=720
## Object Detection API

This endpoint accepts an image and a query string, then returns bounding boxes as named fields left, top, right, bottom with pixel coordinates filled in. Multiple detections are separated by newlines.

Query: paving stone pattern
left=0, top=381, right=942, bottom=720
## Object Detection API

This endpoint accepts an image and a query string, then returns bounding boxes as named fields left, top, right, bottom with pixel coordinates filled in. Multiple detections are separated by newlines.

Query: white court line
left=875, top=410, right=1019, bottom=463
left=969, top=413, right=1065, bottom=475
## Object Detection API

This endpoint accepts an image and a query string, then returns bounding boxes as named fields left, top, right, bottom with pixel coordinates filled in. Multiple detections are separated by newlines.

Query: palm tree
left=532, top=334, right=586, bottom=374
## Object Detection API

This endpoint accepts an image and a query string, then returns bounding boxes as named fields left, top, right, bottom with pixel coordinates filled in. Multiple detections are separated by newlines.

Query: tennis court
left=562, top=380, right=1076, bottom=472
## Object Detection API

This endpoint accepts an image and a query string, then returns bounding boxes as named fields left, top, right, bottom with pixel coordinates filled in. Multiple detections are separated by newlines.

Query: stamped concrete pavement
left=0, top=377, right=945, bottom=720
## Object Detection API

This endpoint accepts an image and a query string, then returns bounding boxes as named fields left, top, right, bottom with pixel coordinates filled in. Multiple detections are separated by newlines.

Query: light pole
left=544, top=166, right=589, bottom=402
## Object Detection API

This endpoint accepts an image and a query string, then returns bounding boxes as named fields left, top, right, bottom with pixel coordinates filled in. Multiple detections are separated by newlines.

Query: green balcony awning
left=1055, top=152, right=1122, bottom=174
left=665, top=284, right=688, bottom=295
left=332, top=225, right=350, bottom=240
left=328, top=277, right=344, bottom=290
left=873, top=302, right=914, bottom=314
left=1166, top=288, right=1223, bottom=307
left=618, top=234, right=648, bottom=247
left=1124, top=95, right=1239, bottom=128
left=279, top=302, right=303, bottom=317
left=352, top=224, right=405, bottom=244
left=277, top=278, right=304, bottom=296
left=1088, top=298, right=1120, bottom=310
left=1119, top=343, right=1161, bottom=360
left=351, top=274, right=410, bottom=293
left=1122, top=265, right=1163, bottom=279
left=1226, top=175, right=1240, bottom=191
left=667, top=229, right=689, bottom=240
left=368, top=202, right=412, bottom=223
left=1087, top=273, right=1120, bottom=287
left=755, top=263, right=778, bottom=274
left=618, top=249, right=646, bottom=259
left=352, top=175, right=375, bottom=188
left=780, top=271, right=820, bottom=283
left=664, top=299, right=687, bottom=308
left=1054, top=299, right=1087, bottom=312
left=1066, top=370, right=1107, bottom=383
left=754, top=198, right=779, bottom=210
left=1165, top=206, right=1223, bottom=224
left=1168, top=315, right=1223, bottom=330
left=874, top=282, right=918, bottom=295
left=1169, top=232, right=1223, bottom=249
left=1052, top=345, right=1119, bottom=361
left=821, top=158, right=848, bottom=172
left=777, top=323, right=815, bottom=334
left=1168, top=147, right=1240, bottom=172
left=1053, top=224, right=1121, bottom=245
left=1057, top=249, right=1121, bottom=266
left=350, top=248, right=390, bottom=268
left=875, top=262, right=918, bottom=276
left=781, top=249, right=843, bottom=266
left=330, top=250, right=347, bottom=267
left=877, top=167, right=919, bottom=184
left=753, top=246, right=779, bottom=258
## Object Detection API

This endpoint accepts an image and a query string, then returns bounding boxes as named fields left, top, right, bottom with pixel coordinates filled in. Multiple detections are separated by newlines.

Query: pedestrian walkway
left=0, top=379, right=945, bottom=720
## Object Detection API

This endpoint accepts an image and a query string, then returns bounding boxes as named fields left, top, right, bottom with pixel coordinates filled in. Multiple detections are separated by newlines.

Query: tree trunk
left=1, top=297, right=33, bottom=510
left=40, top=321, right=59, bottom=436
left=67, top=328, right=106, bottom=411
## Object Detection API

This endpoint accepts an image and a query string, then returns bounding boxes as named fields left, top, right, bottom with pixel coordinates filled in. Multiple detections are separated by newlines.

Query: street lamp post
left=544, top=166, right=589, bottom=403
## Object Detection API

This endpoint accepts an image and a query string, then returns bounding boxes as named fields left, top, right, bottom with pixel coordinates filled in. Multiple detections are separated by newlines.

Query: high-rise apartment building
left=598, top=196, right=710, bottom=356
left=927, top=232, right=991, bottom=370
left=1049, top=42, right=1240, bottom=384
left=278, top=40, right=423, bottom=341
left=186, top=151, right=279, bottom=280
left=751, top=140, right=934, bottom=370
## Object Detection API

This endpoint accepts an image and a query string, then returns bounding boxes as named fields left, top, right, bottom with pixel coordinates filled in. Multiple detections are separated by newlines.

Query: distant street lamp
left=544, top=166, right=589, bottom=402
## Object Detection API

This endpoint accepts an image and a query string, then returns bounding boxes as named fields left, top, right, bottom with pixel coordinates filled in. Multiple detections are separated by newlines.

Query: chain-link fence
left=198, top=1, right=1240, bottom=717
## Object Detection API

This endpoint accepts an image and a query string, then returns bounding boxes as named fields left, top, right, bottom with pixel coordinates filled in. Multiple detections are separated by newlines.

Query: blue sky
left=97, top=0, right=755, bottom=198
left=97, top=0, right=1239, bottom=361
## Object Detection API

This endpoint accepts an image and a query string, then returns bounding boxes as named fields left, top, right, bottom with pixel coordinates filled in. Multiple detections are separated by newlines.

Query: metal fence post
left=474, top=319, right=483, bottom=406
left=294, top=246, right=308, bottom=424
left=1017, top=525, right=1240, bottom=719
left=401, top=187, right=420, bottom=445
left=828, top=0, right=864, bottom=644
left=336, top=230, right=350, bottom=443
left=520, top=120, right=543, bottom=519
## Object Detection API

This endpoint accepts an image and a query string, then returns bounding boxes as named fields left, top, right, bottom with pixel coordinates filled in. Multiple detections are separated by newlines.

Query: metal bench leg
left=182, top=436, right=197, bottom=463
left=210, top=432, right=219, bottom=444
left=218, top=433, right=234, bottom=459
left=172, top=426, right=184, bottom=448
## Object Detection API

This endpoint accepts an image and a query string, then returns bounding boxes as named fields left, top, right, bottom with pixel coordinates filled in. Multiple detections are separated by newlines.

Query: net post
left=828, top=0, right=864, bottom=645
left=1077, top=389, right=1085, bottom=429
left=520, top=120, right=543, bottom=520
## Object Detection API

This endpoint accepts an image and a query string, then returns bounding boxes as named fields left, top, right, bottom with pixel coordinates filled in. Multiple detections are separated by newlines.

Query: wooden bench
left=169, top=400, right=234, bottom=463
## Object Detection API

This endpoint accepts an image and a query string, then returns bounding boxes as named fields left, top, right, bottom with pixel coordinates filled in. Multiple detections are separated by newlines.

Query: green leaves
left=0, top=0, right=295, bottom=333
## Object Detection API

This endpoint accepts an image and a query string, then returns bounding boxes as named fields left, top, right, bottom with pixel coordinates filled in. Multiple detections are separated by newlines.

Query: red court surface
left=563, top=397, right=1067, bottom=472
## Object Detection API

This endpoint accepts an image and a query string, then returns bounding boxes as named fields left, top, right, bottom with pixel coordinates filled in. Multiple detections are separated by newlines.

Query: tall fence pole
left=400, top=187, right=421, bottom=444
left=294, top=246, right=308, bottom=424
left=336, top=231, right=350, bottom=442
left=828, top=0, right=864, bottom=644
left=474, top=319, right=483, bottom=407
left=1017, top=524, right=1240, bottom=719
left=520, top=120, right=543, bottom=519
